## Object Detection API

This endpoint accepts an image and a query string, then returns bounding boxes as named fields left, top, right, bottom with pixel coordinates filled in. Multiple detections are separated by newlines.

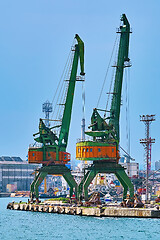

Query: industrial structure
left=0, top=156, right=37, bottom=192
left=42, top=100, right=53, bottom=127
left=27, top=14, right=136, bottom=204
left=28, top=34, right=85, bottom=202
left=76, top=14, right=134, bottom=203
left=140, top=114, right=155, bottom=202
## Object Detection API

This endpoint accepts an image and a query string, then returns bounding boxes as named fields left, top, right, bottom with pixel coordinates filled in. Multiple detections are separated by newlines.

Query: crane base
left=30, top=164, right=77, bottom=201
left=78, top=162, right=134, bottom=202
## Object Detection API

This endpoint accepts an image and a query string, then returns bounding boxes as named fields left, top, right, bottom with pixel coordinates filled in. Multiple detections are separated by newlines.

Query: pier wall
left=7, top=202, right=160, bottom=218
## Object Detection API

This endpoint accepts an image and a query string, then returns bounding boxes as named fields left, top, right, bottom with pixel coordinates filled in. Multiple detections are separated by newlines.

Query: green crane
left=58, top=34, right=85, bottom=150
left=87, top=14, right=130, bottom=143
left=109, top=14, right=130, bottom=141
left=29, top=34, right=85, bottom=202
left=76, top=14, right=134, bottom=204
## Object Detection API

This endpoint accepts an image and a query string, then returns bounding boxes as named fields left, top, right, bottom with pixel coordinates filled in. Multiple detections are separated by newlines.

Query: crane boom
left=58, top=34, right=85, bottom=148
left=109, top=14, right=131, bottom=141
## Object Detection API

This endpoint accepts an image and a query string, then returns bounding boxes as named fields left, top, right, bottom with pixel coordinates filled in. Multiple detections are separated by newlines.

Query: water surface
left=0, top=198, right=160, bottom=240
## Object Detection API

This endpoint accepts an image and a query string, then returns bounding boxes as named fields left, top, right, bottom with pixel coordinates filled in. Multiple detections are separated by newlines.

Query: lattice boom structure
left=140, top=114, right=155, bottom=202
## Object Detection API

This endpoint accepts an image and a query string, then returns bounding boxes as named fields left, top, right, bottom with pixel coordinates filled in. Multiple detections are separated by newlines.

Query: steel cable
left=97, top=34, right=118, bottom=109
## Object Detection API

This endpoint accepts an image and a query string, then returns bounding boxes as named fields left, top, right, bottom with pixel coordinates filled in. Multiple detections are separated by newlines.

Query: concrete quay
left=7, top=202, right=160, bottom=218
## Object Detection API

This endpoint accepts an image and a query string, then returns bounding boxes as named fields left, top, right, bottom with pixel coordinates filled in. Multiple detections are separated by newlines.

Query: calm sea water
left=0, top=197, right=160, bottom=240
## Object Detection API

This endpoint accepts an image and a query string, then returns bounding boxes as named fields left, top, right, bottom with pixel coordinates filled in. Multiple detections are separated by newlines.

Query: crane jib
left=58, top=36, right=85, bottom=147
left=109, top=14, right=131, bottom=142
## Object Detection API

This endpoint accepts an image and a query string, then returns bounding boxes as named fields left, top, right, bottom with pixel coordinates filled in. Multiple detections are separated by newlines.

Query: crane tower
left=140, top=114, right=155, bottom=202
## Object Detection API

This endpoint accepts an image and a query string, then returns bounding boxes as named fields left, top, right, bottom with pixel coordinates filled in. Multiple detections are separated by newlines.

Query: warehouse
left=0, top=156, right=38, bottom=192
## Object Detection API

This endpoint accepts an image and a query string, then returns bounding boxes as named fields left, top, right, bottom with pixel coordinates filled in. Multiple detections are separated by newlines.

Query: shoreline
left=7, top=201, right=160, bottom=218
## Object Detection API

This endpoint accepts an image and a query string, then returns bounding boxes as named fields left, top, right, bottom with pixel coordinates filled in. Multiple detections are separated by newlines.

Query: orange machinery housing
left=76, top=141, right=119, bottom=162
left=28, top=147, right=71, bottom=164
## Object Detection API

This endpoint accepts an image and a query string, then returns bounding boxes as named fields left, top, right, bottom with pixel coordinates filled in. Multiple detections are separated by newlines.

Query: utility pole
left=140, top=114, right=155, bottom=202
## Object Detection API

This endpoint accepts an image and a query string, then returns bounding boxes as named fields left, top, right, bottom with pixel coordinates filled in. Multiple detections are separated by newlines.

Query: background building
left=119, top=155, right=139, bottom=178
left=0, top=156, right=38, bottom=192
left=155, top=160, right=160, bottom=171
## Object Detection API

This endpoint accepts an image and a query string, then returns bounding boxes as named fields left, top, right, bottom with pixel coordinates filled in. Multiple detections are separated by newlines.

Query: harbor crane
left=28, top=34, right=85, bottom=202
left=76, top=14, right=134, bottom=203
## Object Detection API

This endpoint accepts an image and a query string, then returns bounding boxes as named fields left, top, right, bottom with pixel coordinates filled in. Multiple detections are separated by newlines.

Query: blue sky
left=0, top=1, right=160, bottom=169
